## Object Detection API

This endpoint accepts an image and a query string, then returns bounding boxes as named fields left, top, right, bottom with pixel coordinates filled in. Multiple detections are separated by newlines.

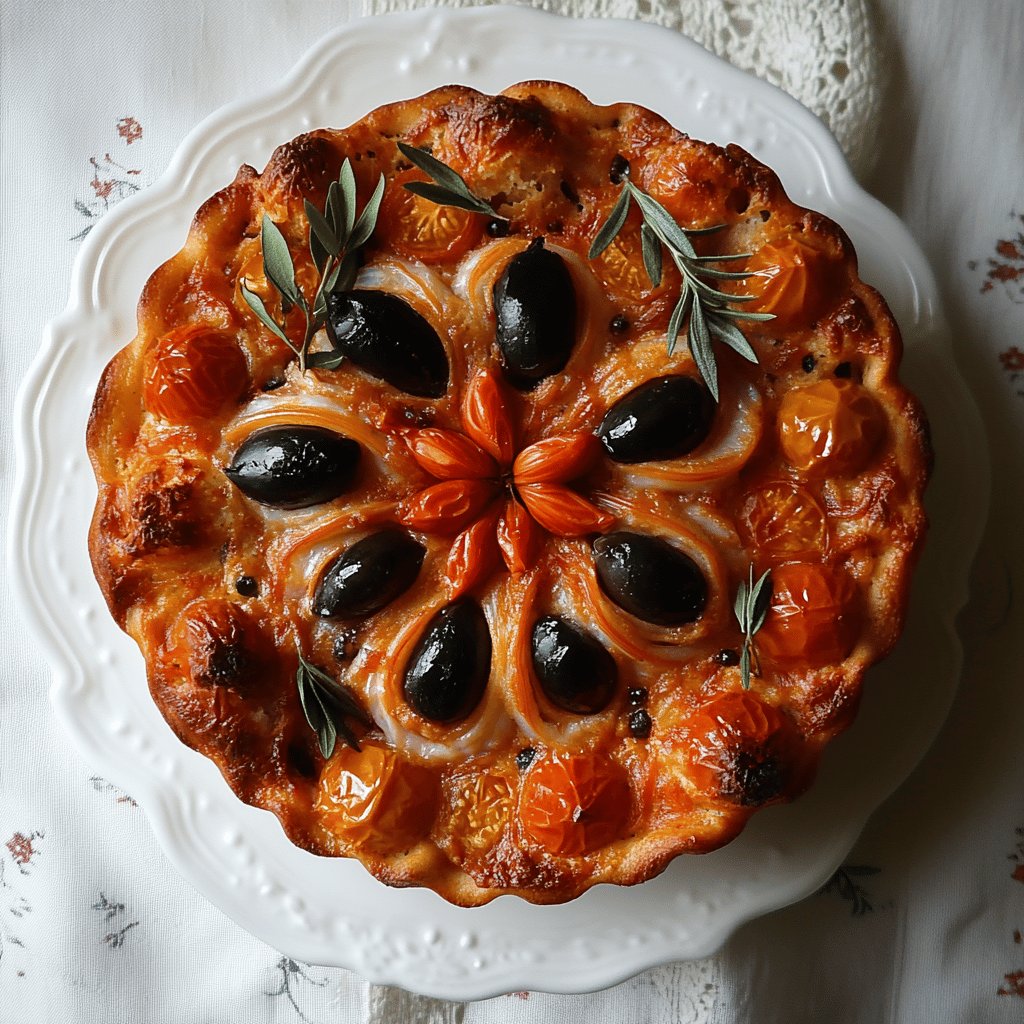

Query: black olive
left=312, top=529, right=426, bottom=619
left=493, top=237, right=577, bottom=389
left=402, top=600, right=491, bottom=723
left=597, top=376, right=715, bottom=464
left=714, top=648, right=740, bottom=667
left=530, top=615, right=617, bottom=715
left=592, top=531, right=707, bottom=626
left=801, top=354, right=816, bottom=373
left=225, top=426, right=360, bottom=509
left=325, top=290, right=449, bottom=398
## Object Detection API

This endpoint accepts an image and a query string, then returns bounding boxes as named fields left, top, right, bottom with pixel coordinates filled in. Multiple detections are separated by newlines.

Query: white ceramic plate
left=10, top=5, right=987, bottom=999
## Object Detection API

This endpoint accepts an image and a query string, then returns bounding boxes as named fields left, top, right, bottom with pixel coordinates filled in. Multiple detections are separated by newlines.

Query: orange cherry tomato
left=744, top=237, right=841, bottom=326
left=686, top=692, right=791, bottom=806
left=777, top=378, right=886, bottom=478
left=447, top=771, right=514, bottom=855
left=740, top=481, right=829, bottom=562
left=640, top=145, right=722, bottom=225
left=317, top=744, right=437, bottom=852
left=518, top=753, right=630, bottom=856
left=144, top=325, right=248, bottom=423
left=590, top=207, right=677, bottom=303
left=376, top=169, right=485, bottom=263
left=757, top=562, right=862, bottom=666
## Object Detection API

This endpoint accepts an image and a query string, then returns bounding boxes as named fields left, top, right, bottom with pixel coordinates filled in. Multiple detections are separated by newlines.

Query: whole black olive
left=325, top=289, right=449, bottom=398
left=312, top=529, right=426, bottom=619
left=592, top=531, right=707, bottom=626
left=224, top=425, right=360, bottom=509
left=530, top=615, right=617, bottom=715
left=493, top=237, right=577, bottom=389
left=597, top=375, right=715, bottom=464
left=402, top=600, right=491, bottom=723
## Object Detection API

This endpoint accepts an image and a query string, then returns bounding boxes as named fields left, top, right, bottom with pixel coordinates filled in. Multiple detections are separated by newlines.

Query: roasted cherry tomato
left=640, top=145, right=721, bottom=225
left=589, top=207, right=676, bottom=302
left=777, top=378, right=886, bottom=478
left=447, top=771, right=514, bottom=855
left=144, top=325, right=248, bottom=423
left=744, top=237, right=841, bottom=326
left=518, top=753, right=630, bottom=856
left=757, top=562, right=862, bottom=666
left=376, top=169, right=484, bottom=263
left=686, top=692, right=792, bottom=806
left=740, top=481, right=829, bottom=562
left=317, top=744, right=437, bottom=852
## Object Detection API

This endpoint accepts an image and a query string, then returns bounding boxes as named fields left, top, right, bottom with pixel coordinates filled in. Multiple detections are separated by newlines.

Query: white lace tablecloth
left=2, top=1, right=1023, bottom=1020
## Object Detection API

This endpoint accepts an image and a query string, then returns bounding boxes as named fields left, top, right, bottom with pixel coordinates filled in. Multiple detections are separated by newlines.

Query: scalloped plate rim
left=8, top=5, right=988, bottom=999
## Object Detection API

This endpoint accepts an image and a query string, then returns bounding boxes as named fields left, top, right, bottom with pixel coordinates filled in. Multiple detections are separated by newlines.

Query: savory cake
left=87, top=82, right=929, bottom=906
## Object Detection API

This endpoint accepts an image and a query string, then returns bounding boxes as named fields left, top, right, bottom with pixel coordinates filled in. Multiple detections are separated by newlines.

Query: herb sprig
left=733, top=565, right=773, bottom=691
left=397, top=141, right=507, bottom=221
left=240, top=158, right=385, bottom=373
left=296, top=653, right=372, bottom=758
left=589, top=175, right=775, bottom=400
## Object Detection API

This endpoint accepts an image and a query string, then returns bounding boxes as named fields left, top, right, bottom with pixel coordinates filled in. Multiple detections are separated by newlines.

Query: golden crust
left=86, top=83, right=929, bottom=905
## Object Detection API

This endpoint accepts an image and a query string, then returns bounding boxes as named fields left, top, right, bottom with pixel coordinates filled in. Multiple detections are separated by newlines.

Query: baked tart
left=87, top=82, right=930, bottom=906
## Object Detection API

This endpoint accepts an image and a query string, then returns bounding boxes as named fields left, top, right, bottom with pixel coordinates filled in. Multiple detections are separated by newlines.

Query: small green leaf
left=709, top=317, right=759, bottom=363
left=691, top=252, right=751, bottom=263
left=402, top=180, right=494, bottom=217
left=339, top=159, right=357, bottom=240
left=326, top=179, right=346, bottom=241
left=398, top=141, right=470, bottom=196
left=397, top=142, right=501, bottom=218
left=295, top=655, right=368, bottom=757
left=640, top=222, right=663, bottom=287
left=688, top=298, right=718, bottom=401
left=627, top=184, right=697, bottom=259
left=307, top=350, right=346, bottom=370
left=588, top=187, right=631, bottom=259
left=240, top=283, right=292, bottom=347
left=666, top=287, right=691, bottom=357
left=304, top=198, right=341, bottom=257
left=740, top=644, right=752, bottom=690
left=714, top=308, right=777, bottom=322
left=260, top=214, right=300, bottom=304
left=349, top=174, right=386, bottom=250
left=684, top=223, right=728, bottom=236
left=734, top=577, right=749, bottom=629
left=749, top=568, right=773, bottom=633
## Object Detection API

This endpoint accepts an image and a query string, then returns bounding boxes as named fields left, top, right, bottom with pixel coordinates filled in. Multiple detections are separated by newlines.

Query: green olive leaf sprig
left=733, top=564, right=773, bottom=691
left=396, top=141, right=508, bottom=221
left=588, top=174, right=775, bottom=401
left=296, top=653, right=372, bottom=758
left=240, top=158, right=385, bottom=373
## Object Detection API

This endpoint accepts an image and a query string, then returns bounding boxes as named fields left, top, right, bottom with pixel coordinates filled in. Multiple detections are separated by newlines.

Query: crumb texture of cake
left=86, top=82, right=929, bottom=906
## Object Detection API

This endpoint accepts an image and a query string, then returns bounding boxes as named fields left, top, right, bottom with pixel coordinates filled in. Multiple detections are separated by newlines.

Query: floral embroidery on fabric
left=999, top=829, right=1024, bottom=997
left=265, top=957, right=328, bottom=1023
left=89, top=775, right=138, bottom=807
left=1, top=831, right=42, bottom=977
left=116, top=116, right=143, bottom=144
left=4, top=832, right=43, bottom=873
left=968, top=211, right=1024, bottom=302
left=71, top=117, right=145, bottom=241
left=92, top=893, right=139, bottom=949
left=819, top=864, right=881, bottom=915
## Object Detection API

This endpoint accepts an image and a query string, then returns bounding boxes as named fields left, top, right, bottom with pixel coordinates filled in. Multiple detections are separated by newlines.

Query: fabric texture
left=2, top=0, right=1023, bottom=1021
